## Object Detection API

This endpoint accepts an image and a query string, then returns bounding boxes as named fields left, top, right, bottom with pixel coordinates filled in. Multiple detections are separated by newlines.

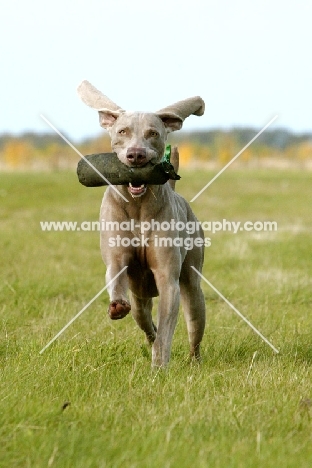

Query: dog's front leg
left=151, top=275, right=180, bottom=367
left=105, top=262, right=131, bottom=320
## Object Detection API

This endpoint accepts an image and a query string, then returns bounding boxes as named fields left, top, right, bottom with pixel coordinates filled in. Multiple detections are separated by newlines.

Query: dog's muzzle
left=126, top=147, right=147, bottom=166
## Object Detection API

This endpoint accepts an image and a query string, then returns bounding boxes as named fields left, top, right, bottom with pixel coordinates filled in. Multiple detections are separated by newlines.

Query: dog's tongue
left=128, top=183, right=146, bottom=195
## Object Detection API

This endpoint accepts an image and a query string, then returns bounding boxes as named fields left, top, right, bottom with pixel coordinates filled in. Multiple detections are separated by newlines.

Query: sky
left=1, top=0, right=311, bottom=142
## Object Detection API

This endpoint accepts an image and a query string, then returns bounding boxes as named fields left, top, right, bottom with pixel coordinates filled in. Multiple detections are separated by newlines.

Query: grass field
left=1, top=168, right=312, bottom=467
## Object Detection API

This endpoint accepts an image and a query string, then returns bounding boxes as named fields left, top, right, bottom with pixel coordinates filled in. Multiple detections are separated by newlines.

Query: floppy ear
left=156, top=96, right=205, bottom=133
left=97, top=110, right=122, bottom=129
left=77, top=80, right=124, bottom=129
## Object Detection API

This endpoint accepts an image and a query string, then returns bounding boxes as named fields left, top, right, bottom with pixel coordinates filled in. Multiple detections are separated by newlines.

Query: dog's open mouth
left=128, top=183, right=147, bottom=197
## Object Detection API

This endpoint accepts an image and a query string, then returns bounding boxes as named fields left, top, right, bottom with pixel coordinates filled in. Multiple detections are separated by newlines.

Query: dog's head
left=77, top=80, right=205, bottom=197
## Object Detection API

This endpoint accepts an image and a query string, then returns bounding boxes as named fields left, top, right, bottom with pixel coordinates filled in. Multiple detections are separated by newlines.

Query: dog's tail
left=168, top=146, right=179, bottom=191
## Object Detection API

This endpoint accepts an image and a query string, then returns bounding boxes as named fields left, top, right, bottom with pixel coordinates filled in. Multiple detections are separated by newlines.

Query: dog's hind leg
left=130, top=293, right=157, bottom=345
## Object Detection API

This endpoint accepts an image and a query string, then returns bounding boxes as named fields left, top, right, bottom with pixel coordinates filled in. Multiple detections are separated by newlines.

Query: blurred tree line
left=0, top=128, right=312, bottom=170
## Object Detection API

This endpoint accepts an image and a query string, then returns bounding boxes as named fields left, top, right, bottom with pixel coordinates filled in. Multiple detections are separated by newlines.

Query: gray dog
left=78, top=80, right=206, bottom=367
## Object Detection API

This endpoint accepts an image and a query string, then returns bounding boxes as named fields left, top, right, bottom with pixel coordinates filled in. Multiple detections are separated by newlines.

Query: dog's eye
left=118, top=129, right=126, bottom=135
left=150, top=131, right=159, bottom=138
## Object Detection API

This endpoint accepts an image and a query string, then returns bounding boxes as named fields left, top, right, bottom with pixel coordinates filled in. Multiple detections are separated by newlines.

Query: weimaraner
left=77, top=80, right=206, bottom=367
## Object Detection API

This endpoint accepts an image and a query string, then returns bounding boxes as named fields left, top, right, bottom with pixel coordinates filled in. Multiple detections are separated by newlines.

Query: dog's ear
left=77, top=80, right=124, bottom=128
left=156, top=96, right=205, bottom=133
left=97, top=110, right=122, bottom=129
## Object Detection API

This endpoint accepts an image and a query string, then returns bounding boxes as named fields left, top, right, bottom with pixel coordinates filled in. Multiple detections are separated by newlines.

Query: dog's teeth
left=129, top=183, right=145, bottom=190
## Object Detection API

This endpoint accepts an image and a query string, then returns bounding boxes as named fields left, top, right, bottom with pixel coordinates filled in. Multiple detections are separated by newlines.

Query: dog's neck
left=106, top=183, right=173, bottom=219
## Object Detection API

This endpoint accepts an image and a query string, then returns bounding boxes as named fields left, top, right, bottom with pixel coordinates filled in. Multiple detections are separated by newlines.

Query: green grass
left=1, top=169, right=312, bottom=467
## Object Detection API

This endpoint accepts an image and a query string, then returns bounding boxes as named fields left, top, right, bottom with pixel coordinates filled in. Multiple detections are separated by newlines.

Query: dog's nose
left=126, top=147, right=147, bottom=165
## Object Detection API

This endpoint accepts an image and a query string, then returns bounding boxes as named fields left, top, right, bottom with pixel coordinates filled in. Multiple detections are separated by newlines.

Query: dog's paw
left=108, top=300, right=131, bottom=320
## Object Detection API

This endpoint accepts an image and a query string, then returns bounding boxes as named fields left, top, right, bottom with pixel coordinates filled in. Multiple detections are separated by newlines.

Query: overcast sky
left=1, top=0, right=311, bottom=141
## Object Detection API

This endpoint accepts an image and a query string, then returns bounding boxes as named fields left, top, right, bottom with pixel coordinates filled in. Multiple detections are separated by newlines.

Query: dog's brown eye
left=150, top=131, right=159, bottom=137
left=119, top=129, right=126, bottom=135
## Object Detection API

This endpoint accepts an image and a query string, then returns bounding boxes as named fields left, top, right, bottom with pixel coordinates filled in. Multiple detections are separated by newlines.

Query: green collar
left=160, top=144, right=180, bottom=181
left=162, top=144, right=171, bottom=164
